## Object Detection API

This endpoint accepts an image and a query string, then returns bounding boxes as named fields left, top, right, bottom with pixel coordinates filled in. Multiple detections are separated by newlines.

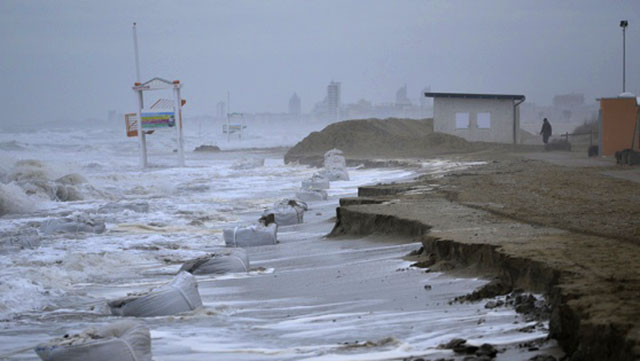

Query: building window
left=455, top=112, right=469, bottom=128
left=477, top=112, right=491, bottom=128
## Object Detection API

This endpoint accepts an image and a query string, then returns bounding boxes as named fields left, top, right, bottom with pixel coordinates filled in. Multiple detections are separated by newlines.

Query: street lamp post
left=621, top=20, right=629, bottom=93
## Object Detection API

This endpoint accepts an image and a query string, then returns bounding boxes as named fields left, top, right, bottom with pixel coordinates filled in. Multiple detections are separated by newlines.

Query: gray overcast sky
left=1, top=0, right=639, bottom=124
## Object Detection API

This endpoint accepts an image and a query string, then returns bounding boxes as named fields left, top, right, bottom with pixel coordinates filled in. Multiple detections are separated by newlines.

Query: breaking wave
left=0, top=183, right=36, bottom=216
left=0, top=251, right=155, bottom=320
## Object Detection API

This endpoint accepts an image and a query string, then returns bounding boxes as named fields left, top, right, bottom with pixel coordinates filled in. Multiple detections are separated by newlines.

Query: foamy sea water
left=0, top=124, right=558, bottom=360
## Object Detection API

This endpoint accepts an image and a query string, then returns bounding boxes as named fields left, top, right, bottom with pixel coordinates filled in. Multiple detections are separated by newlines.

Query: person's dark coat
left=540, top=119, right=552, bottom=144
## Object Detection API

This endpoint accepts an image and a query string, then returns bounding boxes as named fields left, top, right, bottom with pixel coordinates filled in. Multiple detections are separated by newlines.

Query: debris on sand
left=193, top=144, right=221, bottom=152
left=439, top=338, right=498, bottom=359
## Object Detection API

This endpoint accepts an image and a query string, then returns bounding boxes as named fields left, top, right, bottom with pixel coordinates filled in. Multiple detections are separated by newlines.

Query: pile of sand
left=285, top=118, right=481, bottom=164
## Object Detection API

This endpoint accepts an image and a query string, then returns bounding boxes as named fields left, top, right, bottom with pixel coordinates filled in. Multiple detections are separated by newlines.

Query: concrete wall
left=433, top=97, right=518, bottom=144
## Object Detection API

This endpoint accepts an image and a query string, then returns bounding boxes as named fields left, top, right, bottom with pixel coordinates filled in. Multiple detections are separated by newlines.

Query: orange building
left=599, top=96, right=640, bottom=156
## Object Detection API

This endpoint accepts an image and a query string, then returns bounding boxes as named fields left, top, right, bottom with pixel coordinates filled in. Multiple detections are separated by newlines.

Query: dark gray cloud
left=1, top=0, right=638, bottom=124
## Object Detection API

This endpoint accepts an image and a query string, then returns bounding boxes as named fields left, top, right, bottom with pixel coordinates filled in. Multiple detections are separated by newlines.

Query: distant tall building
left=395, top=84, right=412, bottom=107
left=289, top=92, right=301, bottom=115
left=216, top=101, right=226, bottom=119
left=327, top=81, right=341, bottom=121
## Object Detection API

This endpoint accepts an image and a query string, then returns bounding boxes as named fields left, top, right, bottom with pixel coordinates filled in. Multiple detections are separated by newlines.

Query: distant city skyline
left=1, top=1, right=638, bottom=125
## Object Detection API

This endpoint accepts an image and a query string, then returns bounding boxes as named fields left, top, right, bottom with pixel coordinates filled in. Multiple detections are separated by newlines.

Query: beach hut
left=424, top=92, right=525, bottom=144
left=599, top=95, right=640, bottom=156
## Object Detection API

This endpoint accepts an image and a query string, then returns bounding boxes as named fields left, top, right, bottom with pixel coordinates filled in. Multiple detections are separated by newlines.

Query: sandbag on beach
left=295, top=189, right=328, bottom=201
left=324, top=148, right=347, bottom=169
left=34, top=320, right=151, bottom=361
left=180, top=248, right=250, bottom=274
left=108, top=271, right=202, bottom=317
left=301, top=173, right=330, bottom=190
left=322, top=148, right=350, bottom=181
left=263, top=199, right=307, bottom=226
left=224, top=223, right=278, bottom=247
left=318, top=167, right=349, bottom=181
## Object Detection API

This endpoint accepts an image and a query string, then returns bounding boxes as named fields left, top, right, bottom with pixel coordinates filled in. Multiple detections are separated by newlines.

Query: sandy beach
left=327, top=149, right=640, bottom=361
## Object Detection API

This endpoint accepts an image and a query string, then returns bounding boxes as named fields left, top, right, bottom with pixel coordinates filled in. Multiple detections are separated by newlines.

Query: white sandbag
left=231, top=157, right=265, bottom=170
left=263, top=199, right=307, bottom=226
left=40, top=216, right=106, bottom=235
left=295, top=189, right=328, bottom=202
left=324, top=148, right=347, bottom=169
left=179, top=248, right=250, bottom=274
left=34, top=320, right=151, bottom=361
left=224, top=223, right=278, bottom=247
left=108, top=271, right=202, bottom=317
left=318, top=167, right=349, bottom=181
left=322, top=148, right=349, bottom=181
left=54, top=184, right=84, bottom=201
left=301, top=173, right=330, bottom=190
left=263, top=206, right=299, bottom=226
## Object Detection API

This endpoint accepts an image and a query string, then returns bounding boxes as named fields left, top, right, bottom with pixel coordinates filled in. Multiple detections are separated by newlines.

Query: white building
left=425, top=92, right=525, bottom=144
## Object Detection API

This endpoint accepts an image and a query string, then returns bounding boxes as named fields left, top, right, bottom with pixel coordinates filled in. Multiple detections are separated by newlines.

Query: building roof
left=133, top=77, right=179, bottom=91
left=424, top=92, right=525, bottom=101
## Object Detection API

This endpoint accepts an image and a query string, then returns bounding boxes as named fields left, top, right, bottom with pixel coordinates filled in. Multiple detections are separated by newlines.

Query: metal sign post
left=132, top=77, right=186, bottom=168
left=132, top=23, right=148, bottom=168
left=129, top=24, right=185, bottom=169
left=135, top=88, right=148, bottom=168
left=173, top=81, right=185, bottom=167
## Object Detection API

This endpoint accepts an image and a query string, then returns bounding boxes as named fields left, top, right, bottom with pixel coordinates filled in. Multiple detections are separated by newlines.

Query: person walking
left=540, top=118, right=552, bottom=144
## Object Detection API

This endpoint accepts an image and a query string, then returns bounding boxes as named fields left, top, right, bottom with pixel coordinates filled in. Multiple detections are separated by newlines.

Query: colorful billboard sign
left=141, top=111, right=175, bottom=129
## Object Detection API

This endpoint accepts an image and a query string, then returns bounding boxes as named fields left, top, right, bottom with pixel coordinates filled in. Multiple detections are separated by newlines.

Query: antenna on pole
left=133, top=22, right=142, bottom=83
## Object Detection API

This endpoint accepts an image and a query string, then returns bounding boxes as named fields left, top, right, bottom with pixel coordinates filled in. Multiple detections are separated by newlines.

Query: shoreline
left=328, top=154, right=640, bottom=361
left=0, top=160, right=560, bottom=361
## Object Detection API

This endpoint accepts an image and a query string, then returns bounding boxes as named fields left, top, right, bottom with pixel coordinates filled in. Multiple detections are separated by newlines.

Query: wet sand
left=0, top=196, right=558, bottom=361
left=143, top=202, right=558, bottom=360
left=331, top=151, right=640, bottom=361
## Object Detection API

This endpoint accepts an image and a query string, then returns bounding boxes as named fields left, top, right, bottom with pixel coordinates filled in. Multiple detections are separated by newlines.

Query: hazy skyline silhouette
left=1, top=0, right=639, bottom=125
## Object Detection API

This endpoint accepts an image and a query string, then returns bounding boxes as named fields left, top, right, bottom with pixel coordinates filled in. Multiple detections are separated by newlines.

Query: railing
left=559, top=129, right=596, bottom=146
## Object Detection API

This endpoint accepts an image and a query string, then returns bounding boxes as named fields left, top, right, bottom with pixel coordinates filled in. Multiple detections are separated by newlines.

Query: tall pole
left=620, top=20, right=629, bottom=93
left=174, top=83, right=185, bottom=167
left=136, top=89, right=147, bottom=168
left=133, top=23, right=141, bottom=83
left=623, top=25, right=626, bottom=93
left=133, top=22, right=147, bottom=168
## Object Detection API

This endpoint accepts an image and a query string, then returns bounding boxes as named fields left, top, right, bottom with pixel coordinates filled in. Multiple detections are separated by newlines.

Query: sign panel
left=141, top=111, right=175, bottom=129
left=125, top=113, right=139, bottom=137
left=223, top=124, right=244, bottom=134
